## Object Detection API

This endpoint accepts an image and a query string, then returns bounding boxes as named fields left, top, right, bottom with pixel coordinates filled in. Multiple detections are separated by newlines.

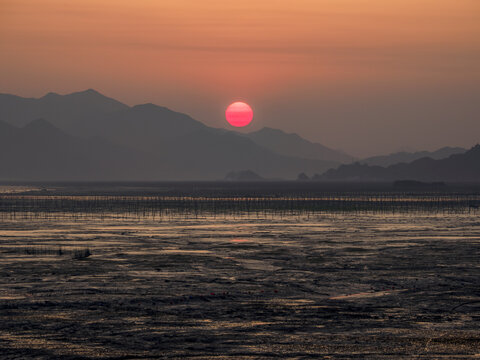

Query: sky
left=1, top=0, right=479, bottom=156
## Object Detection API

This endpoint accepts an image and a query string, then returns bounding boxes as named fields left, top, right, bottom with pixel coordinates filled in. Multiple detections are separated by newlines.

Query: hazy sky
left=1, top=0, right=479, bottom=156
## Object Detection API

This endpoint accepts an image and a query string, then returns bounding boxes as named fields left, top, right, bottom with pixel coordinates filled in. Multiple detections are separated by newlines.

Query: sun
left=225, top=102, right=253, bottom=127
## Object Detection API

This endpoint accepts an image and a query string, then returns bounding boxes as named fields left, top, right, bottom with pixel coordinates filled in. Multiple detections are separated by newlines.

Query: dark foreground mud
left=0, top=212, right=479, bottom=359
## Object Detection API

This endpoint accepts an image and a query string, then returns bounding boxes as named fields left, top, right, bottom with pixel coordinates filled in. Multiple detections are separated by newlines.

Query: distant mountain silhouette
left=297, top=172, right=310, bottom=181
left=245, top=127, right=355, bottom=163
left=0, top=89, right=128, bottom=135
left=92, top=103, right=208, bottom=152
left=2, top=89, right=475, bottom=181
left=359, top=147, right=466, bottom=167
left=319, top=145, right=480, bottom=182
left=0, top=90, right=340, bottom=180
left=0, top=119, right=149, bottom=181
left=1, top=91, right=351, bottom=164
left=87, top=103, right=339, bottom=179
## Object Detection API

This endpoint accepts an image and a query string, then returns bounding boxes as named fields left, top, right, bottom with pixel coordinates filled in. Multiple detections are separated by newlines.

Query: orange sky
left=1, top=0, right=479, bottom=156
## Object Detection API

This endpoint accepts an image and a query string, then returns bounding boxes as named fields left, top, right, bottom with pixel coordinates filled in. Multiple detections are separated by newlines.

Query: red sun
left=225, top=102, right=253, bottom=127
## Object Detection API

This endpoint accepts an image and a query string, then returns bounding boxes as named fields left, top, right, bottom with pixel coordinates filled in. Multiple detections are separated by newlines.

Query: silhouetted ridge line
left=0, top=92, right=339, bottom=180
left=359, top=147, right=466, bottom=166
left=1, top=89, right=473, bottom=181
left=318, top=145, right=480, bottom=182
left=244, top=127, right=355, bottom=163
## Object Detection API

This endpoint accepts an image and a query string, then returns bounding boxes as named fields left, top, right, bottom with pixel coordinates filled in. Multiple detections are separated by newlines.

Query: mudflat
left=0, top=197, right=479, bottom=358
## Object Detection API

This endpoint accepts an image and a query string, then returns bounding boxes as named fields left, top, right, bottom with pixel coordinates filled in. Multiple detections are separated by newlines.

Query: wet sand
left=0, top=212, right=479, bottom=358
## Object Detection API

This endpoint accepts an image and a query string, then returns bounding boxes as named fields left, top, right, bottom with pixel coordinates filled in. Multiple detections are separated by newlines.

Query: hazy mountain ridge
left=0, top=90, right=352, bottom=162
left=0, top=89, right=129, bottom=134
left=359, top=147, right=466, bottom=167
left=244, top=127, right=355, bottom=163
left=0, top=118, right=150, bottom=181
left=1, top=89, right=476, bottom=181
left=0, top=90, right=340, bottom=180
left=319, top=145, right=480, bottom=182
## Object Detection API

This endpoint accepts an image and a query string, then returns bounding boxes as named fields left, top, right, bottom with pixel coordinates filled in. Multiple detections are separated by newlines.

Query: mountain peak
left=132, top=103, right=171, bottom=112
left=466, top=144, right=480, bottom=154
left=133, top=103, right=159, bottom=109
left=40, top=89, right=124, bottom=103
left=67, top=89, right=106, bottom=98
left=40, top=89, right=102, bottom=100
left=21, top=118, right=71, bottom=140
left=24, top=118, right=58, bottom=130
left=41, top=92, right=60, bottom=99
left=74, top=88, right=101, bottom=95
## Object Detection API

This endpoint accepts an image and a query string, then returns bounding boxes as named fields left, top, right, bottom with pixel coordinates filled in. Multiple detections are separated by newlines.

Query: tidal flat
left=0, top=187, right=479, bottom=359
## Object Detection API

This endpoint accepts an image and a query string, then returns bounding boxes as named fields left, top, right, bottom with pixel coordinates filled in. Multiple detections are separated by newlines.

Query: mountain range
left=0, top=89, right=476, bottom=182
left=243, top=127, right=355, bottom=163
left=0, top=90, right=346, bottom=180
left=0, top=118, right=150, bottom=181
left=359, top=147, right=466, bottom=167
left=319, top=145, right=480, bottom=182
